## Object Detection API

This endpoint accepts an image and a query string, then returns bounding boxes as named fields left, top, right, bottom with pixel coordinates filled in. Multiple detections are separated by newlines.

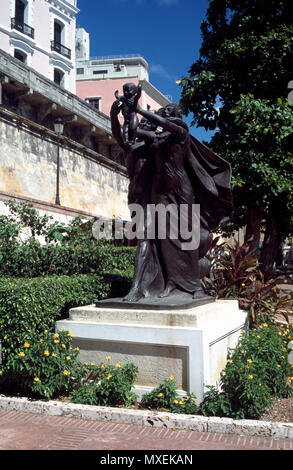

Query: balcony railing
left=11, top=18, right=34, bottom=39
left=51, top=41, right=71, bottom=59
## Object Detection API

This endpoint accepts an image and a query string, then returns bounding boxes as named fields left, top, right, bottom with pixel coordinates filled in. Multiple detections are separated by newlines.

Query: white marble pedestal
left=56, top=300, right=248, bottom=403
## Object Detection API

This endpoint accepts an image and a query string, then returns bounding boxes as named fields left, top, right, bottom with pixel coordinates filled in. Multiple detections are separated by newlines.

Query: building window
left=54, top=68, right=64, bottom=87
left=11, top=0, right=34, bottom=39
left=14, top=49, right=27, bottom=63
left=86, top=97, right=101, bottom=111
left=51, top=20, right=71, bottom=59
left=15, top=0, right=26, bottom=23
left=93, top=70, right=108, bottom=75
left=76, top=68, right=84, bottom=75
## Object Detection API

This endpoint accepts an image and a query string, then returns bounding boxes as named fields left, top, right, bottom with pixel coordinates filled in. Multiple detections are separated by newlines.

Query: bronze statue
left=110, top=92, right=233, bottom=304
left=114, top=83, right=142, bottom=145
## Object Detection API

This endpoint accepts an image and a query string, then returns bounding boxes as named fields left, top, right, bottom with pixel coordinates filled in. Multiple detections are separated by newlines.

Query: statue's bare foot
left=192, top=286, right=207, bottom=299
left=123, top=287, right=143, bottom=302
left=159, top=281, right=176, bottom=298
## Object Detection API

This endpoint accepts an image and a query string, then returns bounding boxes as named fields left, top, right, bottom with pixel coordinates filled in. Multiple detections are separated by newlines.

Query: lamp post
left=53, top=117, right=64, bottom=205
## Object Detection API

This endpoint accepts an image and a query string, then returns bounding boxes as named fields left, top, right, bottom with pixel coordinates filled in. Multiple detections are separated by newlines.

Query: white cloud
left=150, top=64, right=174, bottom=81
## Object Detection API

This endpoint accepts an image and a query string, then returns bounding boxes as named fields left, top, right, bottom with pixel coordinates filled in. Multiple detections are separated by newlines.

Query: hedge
left=0, top=274, right=109, bottom=362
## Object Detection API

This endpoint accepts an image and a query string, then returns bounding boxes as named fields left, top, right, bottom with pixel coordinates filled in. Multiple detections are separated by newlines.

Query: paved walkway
left=0, top=408, right=292, bottom=451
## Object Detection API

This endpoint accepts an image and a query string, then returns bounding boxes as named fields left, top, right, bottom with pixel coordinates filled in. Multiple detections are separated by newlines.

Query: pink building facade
left=76, top=76, right=169, bottom=118
left=0, top=0, right=79, bottom=93
left=75, top=40, right=171, bottom=118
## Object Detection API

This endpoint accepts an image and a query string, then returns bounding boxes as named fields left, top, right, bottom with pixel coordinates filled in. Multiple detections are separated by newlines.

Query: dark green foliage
left=0, top=200, right=135, bottom=278
left=180, top=0, right=293, bottom=268
left=70, top=360, right=138, bottom=407
left=140, top=378, right=198, bottom=415
left=0, top=274, right=109, bottom=363
left=199, top=324, right=293, bottom=419
left=0, top=330, right=84, bottom=399
left=199, top=386, right=233, bottom=418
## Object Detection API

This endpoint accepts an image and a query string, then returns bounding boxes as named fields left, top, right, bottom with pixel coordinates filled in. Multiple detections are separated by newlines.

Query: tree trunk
left=260, top=218, right=284, bottom=276
left=244, top=205, right=264, bottom=258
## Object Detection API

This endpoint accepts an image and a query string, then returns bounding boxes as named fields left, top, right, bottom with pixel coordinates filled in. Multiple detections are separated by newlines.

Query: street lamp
left=53, top=117, right=64, bottom=205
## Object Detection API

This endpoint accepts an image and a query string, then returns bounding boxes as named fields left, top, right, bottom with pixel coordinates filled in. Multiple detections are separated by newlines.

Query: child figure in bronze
left=115, top=82, right=142, bottom=145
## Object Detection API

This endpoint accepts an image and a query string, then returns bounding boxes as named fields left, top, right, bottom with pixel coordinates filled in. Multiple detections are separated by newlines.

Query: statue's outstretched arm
left=115, top=90, right=123, bottom=102
left=136, top=128, right=157, bottom=142
left=136, top=84, right=142, bottom=102
left=136, top=105, right=186, bottom=140
left=110, top=100, right=126, bottom=151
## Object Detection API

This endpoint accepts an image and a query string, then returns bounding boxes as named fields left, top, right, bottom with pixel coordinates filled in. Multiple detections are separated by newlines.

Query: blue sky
left=76, top=0, right=212, bottom=141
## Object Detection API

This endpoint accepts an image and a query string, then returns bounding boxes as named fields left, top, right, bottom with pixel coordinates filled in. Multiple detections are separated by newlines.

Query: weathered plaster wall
left=0, top=115, right=130, bottom=221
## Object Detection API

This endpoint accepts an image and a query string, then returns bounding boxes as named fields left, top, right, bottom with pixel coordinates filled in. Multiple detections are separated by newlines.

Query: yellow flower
left=101, top=364, right=105, bottom=369
left=44, top=350, right=50, bottom=356
left=63, top=370, right=69, bottom=375
left=75, top=347, right=79, bottom=351
left=263, top=323, right=268, bottom=328
left=247, top=359, right=252, bottom=363
left=61, top=344, right=66, bottom=348
left=107, top=375, right=112, bottom=380
left=67, top=331, right=72, bottom=336
left=24, top=342, right=30, bottom=348
left=277, top=364, right=281, bottom=368
left=52, top=353, right=56, bottom=357
left=61, top=326, right=65, bottom=331
left=173, top=400, right=179, bottom=404
left=19, top=351, right=25, bottom=357
left=54, top=333, right=59, bottom=338
left=241, top=283, right=245, bottom=287
left=157, top=393, right=163, bottom=397
left=90, top=362, right=95, bottom=366
left=40, top=339, right=43, bottom=343
left=34, top=377, right=40, bottom=382
left=169, top=375, right=174, bottom=380
left=66, top=356, right=71, bottom=361
left=116, top=363, right=121, bottom=368
left=84, top=362, right=89, bottom=366
left=248, top=375, right=253, bottom=379
left=54, top=339, right=59, bottom=344
left=259, top=383, right=262, bottom=386
left=106, top=356, right=111, bottom=360
left=257, top=335, right=260, bottom=338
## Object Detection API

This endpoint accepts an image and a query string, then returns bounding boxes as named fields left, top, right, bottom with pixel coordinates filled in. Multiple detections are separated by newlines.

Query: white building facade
left=0, top=0, right=79, bottom=93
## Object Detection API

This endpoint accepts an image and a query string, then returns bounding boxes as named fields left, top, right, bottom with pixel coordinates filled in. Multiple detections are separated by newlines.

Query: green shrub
left=0, top=200, right=136, bottom=278
left=0, top=329, right=84, bottom=399
left=140, top=377, right=198, bottom=415
left=0, top=274, right=109, bottom=362
left=199, top=324, right=293, bottom=419
left=70, top=359, right=138, bottom=407
left=199, top=386, right=233, bottom=418
left=99, top=246, right=135, bottom=278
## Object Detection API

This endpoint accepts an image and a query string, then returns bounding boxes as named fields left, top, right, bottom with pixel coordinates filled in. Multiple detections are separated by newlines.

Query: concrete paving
left=0, top=407, right=292, bottom=451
